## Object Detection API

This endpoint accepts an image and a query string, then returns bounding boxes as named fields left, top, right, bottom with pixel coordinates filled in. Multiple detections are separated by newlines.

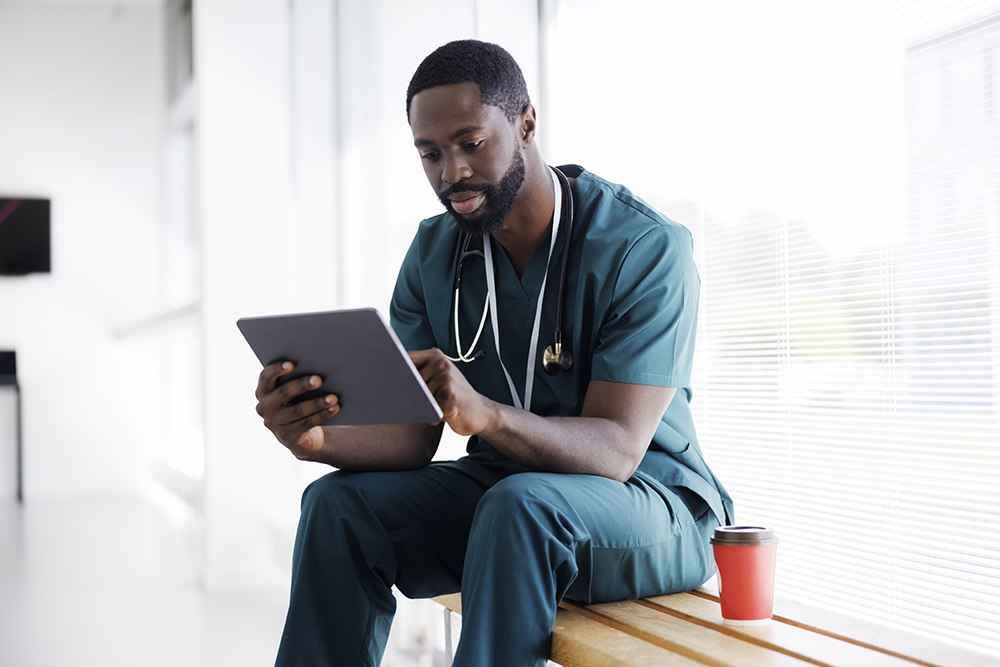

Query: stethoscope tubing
left=447, top=165, right=574, bottom=365
left=551, top=167, right=574, bottom=348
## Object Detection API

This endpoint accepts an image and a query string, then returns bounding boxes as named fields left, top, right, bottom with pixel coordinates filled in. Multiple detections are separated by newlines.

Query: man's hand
left=255, top=361, right=341, bottom=461
left=410, top=349, right=495, bottom=436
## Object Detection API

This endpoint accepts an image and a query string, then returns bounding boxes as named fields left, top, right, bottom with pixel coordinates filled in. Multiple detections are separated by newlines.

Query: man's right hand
left=255, top=361, right=341, bottom=461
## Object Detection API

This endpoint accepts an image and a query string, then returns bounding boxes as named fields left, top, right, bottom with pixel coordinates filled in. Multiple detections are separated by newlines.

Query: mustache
left=438, top=181, right=492, bottom=202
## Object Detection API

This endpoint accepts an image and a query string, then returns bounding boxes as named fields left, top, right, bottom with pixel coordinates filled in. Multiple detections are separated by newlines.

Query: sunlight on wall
left=547, top=0, right=1000, bottom=656
left=546, top=0, right=923, bottom=255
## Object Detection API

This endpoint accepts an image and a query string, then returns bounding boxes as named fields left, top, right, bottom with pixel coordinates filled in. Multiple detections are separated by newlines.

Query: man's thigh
left=482, top=471, right=717, bottom=603
left=304, top=458, right=512, bottom=598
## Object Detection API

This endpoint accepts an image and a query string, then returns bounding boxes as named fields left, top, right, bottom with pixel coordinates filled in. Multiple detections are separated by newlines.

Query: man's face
left=409, top=82, right=525, bottom=235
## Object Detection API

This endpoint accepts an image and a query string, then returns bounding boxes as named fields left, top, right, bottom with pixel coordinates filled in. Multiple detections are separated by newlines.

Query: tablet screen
left=237, top=308, right=443, bottom=426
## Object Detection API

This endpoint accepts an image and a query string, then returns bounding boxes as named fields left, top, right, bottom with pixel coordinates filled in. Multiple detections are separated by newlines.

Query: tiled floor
left=0, top=497, right=442, bottom=666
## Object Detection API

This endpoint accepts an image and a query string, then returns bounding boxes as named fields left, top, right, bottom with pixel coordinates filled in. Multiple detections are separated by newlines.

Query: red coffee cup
left=710, top=526, right=779, bottom=625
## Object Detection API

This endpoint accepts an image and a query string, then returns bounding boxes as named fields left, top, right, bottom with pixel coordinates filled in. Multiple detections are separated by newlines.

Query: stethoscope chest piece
left=542, top=342, right=573, bottom=375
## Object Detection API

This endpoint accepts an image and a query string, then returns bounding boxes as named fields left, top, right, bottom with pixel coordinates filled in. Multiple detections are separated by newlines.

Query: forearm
left=410, top=350, right=675, bottom=481
left=478, top=381, right=675, bottom=482
left=304, top=422, right=443, bottom=471
left=483, top=404, right=644, bottom=482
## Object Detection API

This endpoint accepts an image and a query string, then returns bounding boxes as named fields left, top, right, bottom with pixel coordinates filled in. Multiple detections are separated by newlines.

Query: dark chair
left=0, top=351, right=22, bottom=502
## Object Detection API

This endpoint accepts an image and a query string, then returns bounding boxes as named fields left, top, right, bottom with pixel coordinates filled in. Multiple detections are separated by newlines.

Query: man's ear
left=519, top=104, right=537, bottom=146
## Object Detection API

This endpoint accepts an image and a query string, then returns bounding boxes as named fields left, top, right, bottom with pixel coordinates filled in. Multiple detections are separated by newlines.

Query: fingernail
left=282, top=362, right=293, bottom=370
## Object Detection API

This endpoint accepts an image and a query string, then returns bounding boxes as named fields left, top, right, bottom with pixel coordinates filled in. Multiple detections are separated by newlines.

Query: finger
left=266, top=396, right=340, bottom=441
left=408, top=349, right=433, bottom=367
left=273, top=374, right=325, bottom=406
left=282, top=404, right=340, bottom=438
left=256, top=374, right=329, bottom=420
left=422, top=373, right=458, bottom=418
left=256, top=361, right=295, bottom=399
left=417, top=359, right=436, bottom=385
left=409, top=348, right=447, bottom=375
left=416, top=351, right=452, bottom=386
left=273, top=393, right=340, bottom=427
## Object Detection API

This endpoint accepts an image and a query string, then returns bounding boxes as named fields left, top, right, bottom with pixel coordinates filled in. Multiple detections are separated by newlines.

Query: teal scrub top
left=390, top=166, right=733, bottom=525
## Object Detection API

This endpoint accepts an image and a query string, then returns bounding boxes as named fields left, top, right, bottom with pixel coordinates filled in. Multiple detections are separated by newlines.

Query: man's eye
left=421, top=151, right=440, bottom=161
left=463, top=140, right=485, bottom=150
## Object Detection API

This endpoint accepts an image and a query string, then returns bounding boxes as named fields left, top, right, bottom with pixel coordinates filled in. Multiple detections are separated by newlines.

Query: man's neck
left=492, top=157, right=554, bottom=277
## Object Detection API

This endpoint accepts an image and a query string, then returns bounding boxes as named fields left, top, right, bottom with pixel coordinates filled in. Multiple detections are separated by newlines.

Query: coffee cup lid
left=710, top=525, right=779, bottom=545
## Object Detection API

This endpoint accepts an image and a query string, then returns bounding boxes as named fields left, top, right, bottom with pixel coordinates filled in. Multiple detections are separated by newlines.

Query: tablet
left=237, top=308, right=443, bottom=426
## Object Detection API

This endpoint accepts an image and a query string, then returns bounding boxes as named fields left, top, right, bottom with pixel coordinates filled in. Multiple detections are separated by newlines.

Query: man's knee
left=301, top=470, right=353, bottom=513
left=464, top=474, right=581, bottom=597
left=296, top=472, right=394, bottom=567
left=298, top=471, right=386, bottom=538
left=473, top=473, right=570, bottom=534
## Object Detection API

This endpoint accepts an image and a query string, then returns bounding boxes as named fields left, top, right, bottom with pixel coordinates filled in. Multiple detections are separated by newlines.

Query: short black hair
left=406, top=40, right=530, bottom=124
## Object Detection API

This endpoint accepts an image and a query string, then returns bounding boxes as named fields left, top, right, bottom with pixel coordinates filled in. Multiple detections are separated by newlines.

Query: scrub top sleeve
left=591, top=225, right=700, bottom=388
left=389, top=231, right=438, bottom=351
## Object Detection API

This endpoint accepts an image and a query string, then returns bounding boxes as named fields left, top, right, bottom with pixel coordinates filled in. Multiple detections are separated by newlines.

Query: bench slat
left=435, top=592, right=463, bottom=614
left=433, top=594, right=705, bottom=666
left=551, top=608, right=707, bottom=667
left=766, top=593, right=999, bottom=667
left=645, top=592, right=929, bottom=667
left=565, top=599, right=813, bottom=666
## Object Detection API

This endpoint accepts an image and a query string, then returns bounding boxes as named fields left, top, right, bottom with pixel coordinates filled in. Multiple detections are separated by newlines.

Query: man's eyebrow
left=413, top=126, right=483, bottom=148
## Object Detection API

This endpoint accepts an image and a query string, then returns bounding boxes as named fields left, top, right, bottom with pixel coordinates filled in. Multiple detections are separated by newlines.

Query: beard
left=438, top=147, right=526, bottom=236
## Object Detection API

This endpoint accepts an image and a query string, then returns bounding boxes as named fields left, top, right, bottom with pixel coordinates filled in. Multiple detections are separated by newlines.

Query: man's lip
left=448, top=192, right=486, bottom=215
left=448, top=192, right=482, bottom=202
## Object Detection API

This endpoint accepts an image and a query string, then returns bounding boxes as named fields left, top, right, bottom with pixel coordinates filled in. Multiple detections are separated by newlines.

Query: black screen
left=0, top=198, right=51, bottom=275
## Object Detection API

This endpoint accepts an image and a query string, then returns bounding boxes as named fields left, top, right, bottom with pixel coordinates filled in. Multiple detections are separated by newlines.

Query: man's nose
left=442, top=153, right=472, bottom=185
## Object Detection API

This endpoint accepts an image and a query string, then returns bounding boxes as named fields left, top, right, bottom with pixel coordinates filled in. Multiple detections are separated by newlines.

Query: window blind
left=545, top=0, right=1000, bottom=656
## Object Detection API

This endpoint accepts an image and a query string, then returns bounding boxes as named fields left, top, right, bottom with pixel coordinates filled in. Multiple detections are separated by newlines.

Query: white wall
left=0, top=3, right=165, bottom=500
left=195, top=0, right=302, bottom=588
left=193, top=0, right=544, bottom=587
left=337, top=0, right=541, bottom=313
left=0, top=0, right=540, bottom=603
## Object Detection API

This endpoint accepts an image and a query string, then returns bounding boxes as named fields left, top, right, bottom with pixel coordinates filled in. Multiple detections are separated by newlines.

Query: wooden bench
left=433, top=589, right=994, bottom=666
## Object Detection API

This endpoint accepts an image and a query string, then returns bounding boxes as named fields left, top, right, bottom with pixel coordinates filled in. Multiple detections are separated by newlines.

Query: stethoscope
left=446, top=165, right=574, bottom=411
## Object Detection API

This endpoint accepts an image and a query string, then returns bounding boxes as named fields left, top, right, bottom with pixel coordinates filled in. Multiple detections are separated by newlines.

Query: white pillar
left=195, top=0, right=298, bottom=588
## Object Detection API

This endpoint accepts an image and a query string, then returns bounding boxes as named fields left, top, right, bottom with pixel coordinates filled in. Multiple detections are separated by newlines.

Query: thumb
left=296, top=425, right=326, bottom=453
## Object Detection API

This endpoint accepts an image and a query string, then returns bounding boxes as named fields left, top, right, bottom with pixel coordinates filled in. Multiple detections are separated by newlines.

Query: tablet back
left=237, top=308, right=442, bottom=426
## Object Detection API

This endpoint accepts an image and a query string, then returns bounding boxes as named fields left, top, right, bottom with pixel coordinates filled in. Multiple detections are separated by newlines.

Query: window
left=545, top=0, right=1000, bottom=656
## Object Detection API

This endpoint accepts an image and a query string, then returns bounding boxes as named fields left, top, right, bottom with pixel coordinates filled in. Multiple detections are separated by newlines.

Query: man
left=258, top=40, right=733, bottom=666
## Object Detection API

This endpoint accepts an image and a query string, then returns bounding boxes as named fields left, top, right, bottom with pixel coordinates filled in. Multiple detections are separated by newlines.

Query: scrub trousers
left=274, top=454, right=718, bottom=667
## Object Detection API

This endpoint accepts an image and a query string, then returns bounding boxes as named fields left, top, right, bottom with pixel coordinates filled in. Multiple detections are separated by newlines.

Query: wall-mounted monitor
left=0, top=197, right=51, bottom=275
